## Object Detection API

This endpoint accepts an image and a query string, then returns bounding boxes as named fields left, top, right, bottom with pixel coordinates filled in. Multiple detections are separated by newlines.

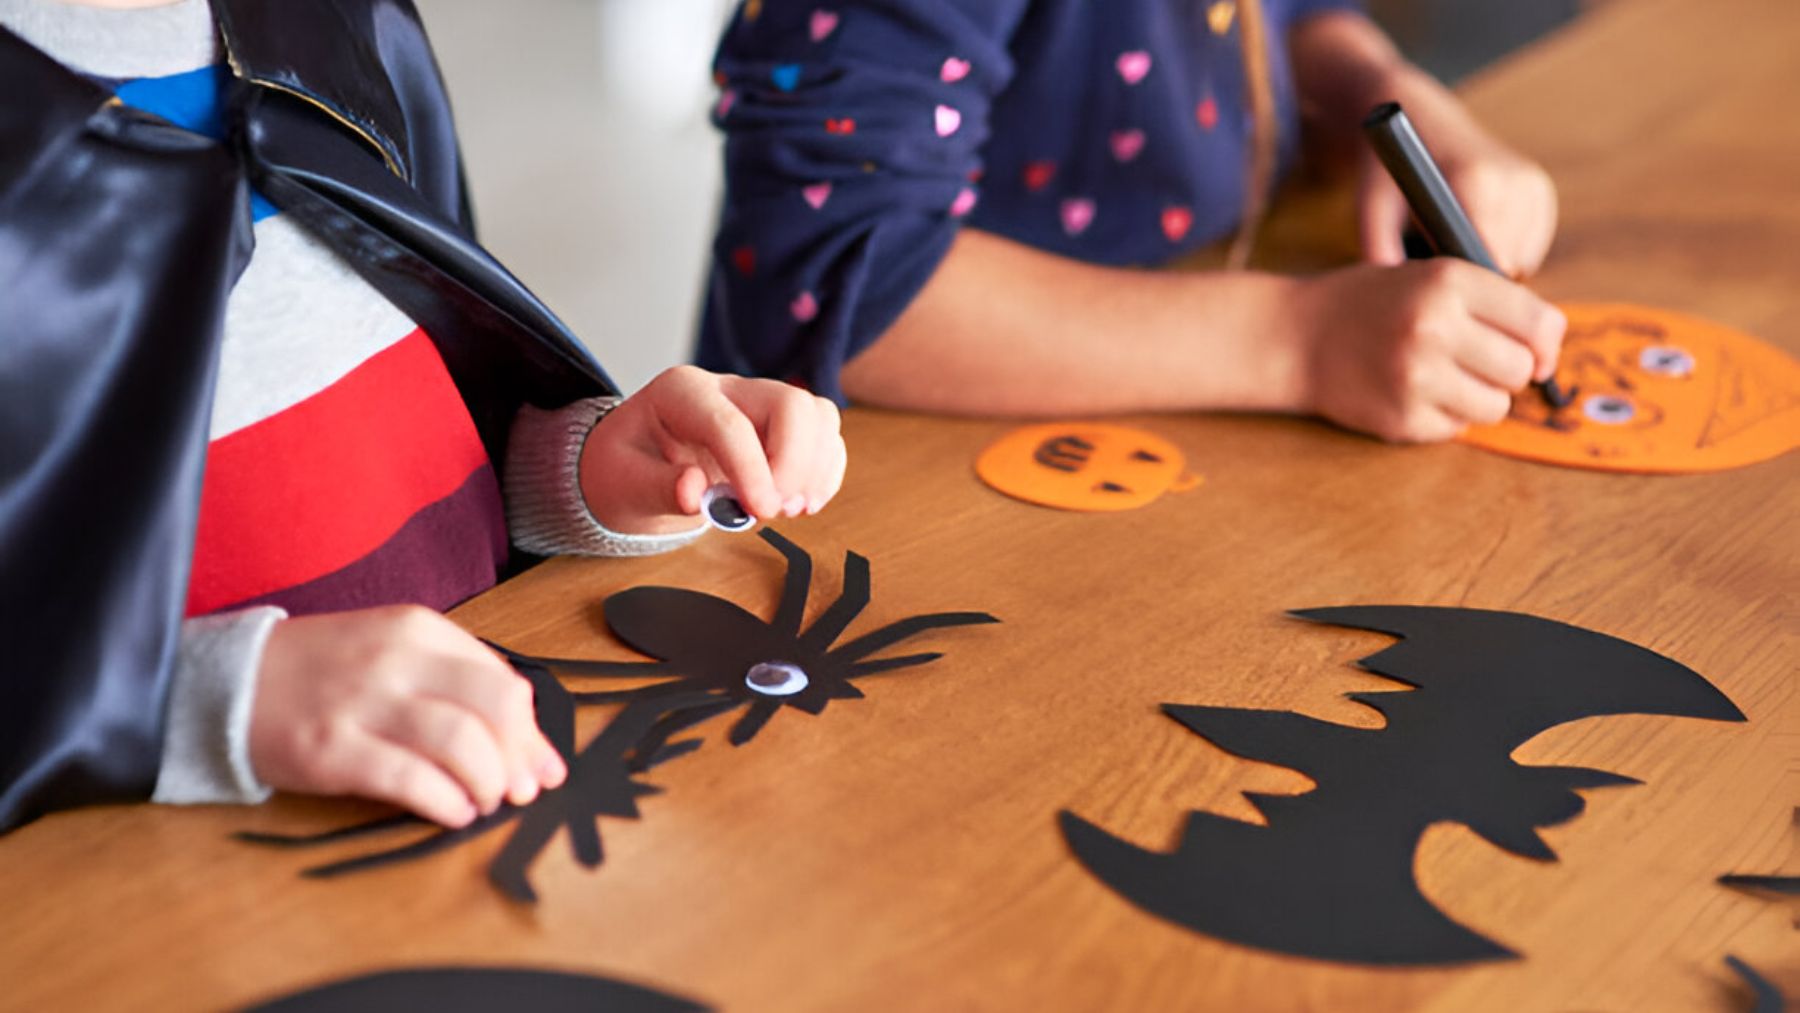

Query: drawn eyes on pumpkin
left=1638, top=345, right=1695, bottom=377
left=1582, top=394, right=1637, bottom=425
left=1093, top=481, right=1130, bottom=493
left=1131, top=449, right=1163, bottom=463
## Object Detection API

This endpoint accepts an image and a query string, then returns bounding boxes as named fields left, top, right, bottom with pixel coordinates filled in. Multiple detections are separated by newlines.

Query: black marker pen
left=1362, top=101, right=1572, bottom=409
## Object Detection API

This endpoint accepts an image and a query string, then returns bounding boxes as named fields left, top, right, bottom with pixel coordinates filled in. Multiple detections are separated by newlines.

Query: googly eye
left=1638, top=345, right=1695, bottom=377
left=745, top=661, right=808, bottom=697
left=701, top=483, right=755, bottom=532
left=1582, top=394, right=1637, bottom=425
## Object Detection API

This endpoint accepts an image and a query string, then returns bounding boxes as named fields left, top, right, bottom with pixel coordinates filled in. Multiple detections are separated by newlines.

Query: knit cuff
left=153, top=606, right=285, bottom=806
left=504, top=397, right=708, bottom=558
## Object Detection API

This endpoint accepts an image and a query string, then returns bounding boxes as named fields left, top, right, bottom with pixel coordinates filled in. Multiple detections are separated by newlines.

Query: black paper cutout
left=1724, top=956, right=1787, bottom=1013
left=241, top=530, right=995, bottom=902
left=248, top=966, right=711, bottom=1012
left=239, top=654, right=720, bottom=902
left=1721, top=875, right=1800, bottom=896
left=1060, top=606, right=1746, bottom=965
left=506, top=528, right=999, bottom=753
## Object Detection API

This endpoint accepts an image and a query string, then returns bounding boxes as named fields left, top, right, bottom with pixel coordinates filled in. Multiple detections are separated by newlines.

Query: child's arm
left=846, top=230, right=1562, bottom=442
left=233, top=369, right=843, bottom=827
left=710, top=3, right=1561, bottom=442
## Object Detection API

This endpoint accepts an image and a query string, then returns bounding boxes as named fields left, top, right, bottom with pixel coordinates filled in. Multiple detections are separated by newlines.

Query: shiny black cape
left=0, top=0, right=617, bottom=831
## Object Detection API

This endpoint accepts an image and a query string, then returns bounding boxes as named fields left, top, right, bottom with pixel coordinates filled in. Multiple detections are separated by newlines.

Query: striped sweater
left=0, top=0, right=703, bottom=805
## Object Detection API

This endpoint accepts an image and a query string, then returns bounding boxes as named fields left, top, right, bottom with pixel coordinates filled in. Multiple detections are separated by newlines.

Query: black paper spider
left=506, top=528, right=999, bottom=765
left=238, top=653, right=719, bottom=902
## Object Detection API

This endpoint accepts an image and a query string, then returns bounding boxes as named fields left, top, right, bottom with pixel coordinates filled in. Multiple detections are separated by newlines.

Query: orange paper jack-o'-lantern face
left=976, top=423, right=1201, bottom=511
left=1461, top=303, right=1800, bottom=473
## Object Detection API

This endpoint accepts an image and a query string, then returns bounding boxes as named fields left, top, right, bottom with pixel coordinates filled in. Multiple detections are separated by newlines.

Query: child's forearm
left=840, top=228, right=1313, bottom=417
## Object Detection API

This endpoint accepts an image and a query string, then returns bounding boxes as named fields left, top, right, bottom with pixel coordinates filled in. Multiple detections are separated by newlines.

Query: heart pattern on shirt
left=825, top=117, right=856, bottom=134
left=1110, top=129, right=1146, bottom=162
left=771, top=64, right=802, bottom=92
left=791, top=291, right=820, bottom=323
left=809, top=9, right=839, bottom=41
left=1023, top=161, right=1057, bottom=192
left=941, top=57, right=971, bottom=83
left=1116, top=51, right=1152, bottom=86
left=802, top=182, right=832, bottom=210
left=1061, top=197, right=1096, bottom=236
left=1161, top=206, right=1194, bottom=242
left=950, top=187, right=978, bottom=217
left=731, top=246, right=757, bottom=276
left=1196, top=95, right=1219, bottom=130
left=1207, top=0, right=1237, bottom=35
left=935, top=104, right=963, bottom=137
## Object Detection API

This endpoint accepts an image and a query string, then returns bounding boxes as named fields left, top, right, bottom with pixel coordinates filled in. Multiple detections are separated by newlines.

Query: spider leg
left=299, top=808, right=519, bottom=878
left=489, top=693, right=723, bottom=901
left=846, top=652, right=944, bottom=678
left=833, top=611, right=1000, bottom=663
left=759, top=527, right=813, bottom=637
left=571, top=679, right=705, bottom=706
left=625, top=699, right=742, bottom=772
left=534, top=658, right=675, bottom=678
left=798, top=551, right=870, bottom=652
left=235, top=812, right=422, bottom=847
left=727, top=697, right=783, bottom=746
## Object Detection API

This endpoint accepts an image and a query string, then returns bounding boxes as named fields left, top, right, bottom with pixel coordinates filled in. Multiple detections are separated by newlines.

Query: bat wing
left=1059, top=807, right=1514, bottom=964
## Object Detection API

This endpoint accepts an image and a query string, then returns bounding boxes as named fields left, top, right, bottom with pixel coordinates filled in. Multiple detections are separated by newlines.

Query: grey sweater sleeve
left=152, top=606, right=285, bottom=805
left=504, top=397, right=707, bottom=557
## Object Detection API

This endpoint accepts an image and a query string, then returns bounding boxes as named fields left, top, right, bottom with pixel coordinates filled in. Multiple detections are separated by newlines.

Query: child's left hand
left=577, top=366, right=846, bottom=534
left=1355, top=76, right=1559, bottom=279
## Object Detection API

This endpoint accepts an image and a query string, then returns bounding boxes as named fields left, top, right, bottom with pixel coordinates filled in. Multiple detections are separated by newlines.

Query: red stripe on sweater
left=185, top=328, right=493, bottom=616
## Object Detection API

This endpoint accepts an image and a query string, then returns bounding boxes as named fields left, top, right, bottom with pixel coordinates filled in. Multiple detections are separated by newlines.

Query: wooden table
left=3, top=0, right=1795, bottom=1009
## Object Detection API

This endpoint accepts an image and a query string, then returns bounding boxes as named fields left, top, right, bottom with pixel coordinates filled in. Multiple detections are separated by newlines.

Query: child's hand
left=1356, top=85, right=1558, bottom=278
left=248, top=607, right=565, bottom=827
left=1297, top=259, right=1566, bottom=443
left=578, top=366, right=846, bottom=534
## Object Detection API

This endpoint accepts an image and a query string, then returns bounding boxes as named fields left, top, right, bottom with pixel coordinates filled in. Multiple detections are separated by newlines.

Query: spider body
left=524, top=528, right=999, bottom=754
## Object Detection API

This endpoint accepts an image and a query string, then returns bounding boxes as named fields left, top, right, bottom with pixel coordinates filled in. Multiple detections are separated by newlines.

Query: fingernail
left=511, top=773, right=540, bottom=807
left=455, top=802, right=478, bottom=827
left=806, top=497, right=823, bottom=515
left=783, top=495, right=806, bottom=516
left=539, top=755, right=567, bottom=787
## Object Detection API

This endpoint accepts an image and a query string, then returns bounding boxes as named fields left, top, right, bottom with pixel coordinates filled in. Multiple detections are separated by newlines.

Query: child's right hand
left=248, top=606, right=565, bottom=827
left=1296, top=259, right=1566, bottom=443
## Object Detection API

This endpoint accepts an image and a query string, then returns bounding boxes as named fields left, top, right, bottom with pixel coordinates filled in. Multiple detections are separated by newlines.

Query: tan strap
left=1227, top=0, right=1277, bottom=269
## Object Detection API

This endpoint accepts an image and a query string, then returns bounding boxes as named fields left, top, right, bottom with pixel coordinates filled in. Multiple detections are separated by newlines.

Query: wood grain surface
left=2, top=0, right=1795, bottom=1009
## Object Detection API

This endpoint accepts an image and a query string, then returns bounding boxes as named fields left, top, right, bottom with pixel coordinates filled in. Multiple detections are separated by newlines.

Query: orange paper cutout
left=1461, top=303, right=1800, bottom=473
left=976, top=423, right=1201, bottom=511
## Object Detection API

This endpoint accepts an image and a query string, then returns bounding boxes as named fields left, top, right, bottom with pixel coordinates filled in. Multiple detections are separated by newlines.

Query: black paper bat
left=1059, top=605, right=1746, bottom=964
left=505, top=527, right=999, bottom=761
left=238, top=655, right=718, bottom=903
left=248, top=966, right=711, bottom=1012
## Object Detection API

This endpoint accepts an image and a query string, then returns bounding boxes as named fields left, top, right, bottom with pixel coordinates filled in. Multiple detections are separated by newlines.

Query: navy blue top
left=698, top=0, right=1361, bottom=400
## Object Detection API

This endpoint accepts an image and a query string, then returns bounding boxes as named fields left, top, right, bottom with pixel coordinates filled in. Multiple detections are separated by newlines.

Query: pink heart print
left=1116, top=51, right=1152, bottom=85
left=809, top=9, right=838, bottom=41
left=1110, top=129, right=1146, bottom=162
left=940, top=57, right=971, bottom=83
left=802, top=182, right=832, bottom=210
left=715, top=89, right=737, bottom=119
left=935, top=104, right=962, bottom=137
left=791, top=291, right=820, bottom=323
left=950, top=187, right=978, bottom=217
left=1060, top=197, right=1096, bottom=236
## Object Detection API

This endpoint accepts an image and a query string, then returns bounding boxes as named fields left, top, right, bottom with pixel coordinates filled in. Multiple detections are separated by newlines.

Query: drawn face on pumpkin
left=976, top=423, right=1201, bottom=511
left=1461, top=303, right=1800, bottom=473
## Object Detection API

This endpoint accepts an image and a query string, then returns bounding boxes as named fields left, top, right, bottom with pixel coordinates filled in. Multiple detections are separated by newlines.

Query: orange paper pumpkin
left=976, top=423, right=1201, bottom=511
left=1461, top=303, right=1800, bottom=473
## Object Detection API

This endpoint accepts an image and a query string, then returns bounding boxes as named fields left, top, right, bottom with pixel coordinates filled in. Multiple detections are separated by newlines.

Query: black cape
left=0, top=0, right=617, bottom=831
